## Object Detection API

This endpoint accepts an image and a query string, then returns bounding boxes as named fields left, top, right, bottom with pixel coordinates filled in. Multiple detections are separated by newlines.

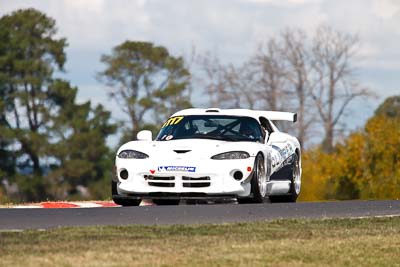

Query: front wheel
left=237, top=154, right=267, bottom=204
left=111, top=181, right=141, bottom=206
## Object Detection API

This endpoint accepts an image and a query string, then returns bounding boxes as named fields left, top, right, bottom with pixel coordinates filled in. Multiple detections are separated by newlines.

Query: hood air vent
left=205, top=108, right=220, bottom=113
left=174, top=150, right=191, bottom=154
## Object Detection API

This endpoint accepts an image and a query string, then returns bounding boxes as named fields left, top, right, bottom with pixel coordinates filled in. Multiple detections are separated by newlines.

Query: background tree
left=361, top=96, right=400, bottom=199
left=280, top=29, right=315, bottom=146
left=0, top=113, right=15, bottom=202
left=197, top=53, right=230, bottom=108
left=0, top=8, right=67, bottom=200
left=310, top=26, right=370, bottom=153
left=0, top=9, right=116, bottom=202
left=98, top=41, right=191, bottom=142
left=299, top=96, right=400, bottom=201
left=0, top=86, right=15, bottom=184
left=374, top=96, right=400, bottom=118
left=252, top=39, right=287, bottom=112
left=46, top=80, right=116, bottom=200
left=251, top=30, right=315, bottom=145
left=197, top=52, right=257, bottom=109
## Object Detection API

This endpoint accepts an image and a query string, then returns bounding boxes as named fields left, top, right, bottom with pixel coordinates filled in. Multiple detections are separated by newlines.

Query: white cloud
left=56, top=1, right=151, bottom=49
left=318, top=0, right=400, bottom=72
left=65, top=0, right=106, bottom=13
left=243, top=0, right=322, bottom=7
left=371, top=0, right=400, bottom=19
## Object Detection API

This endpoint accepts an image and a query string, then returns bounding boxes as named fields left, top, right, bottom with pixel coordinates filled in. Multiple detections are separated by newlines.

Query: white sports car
left=112, top=108, right=302, bottom=205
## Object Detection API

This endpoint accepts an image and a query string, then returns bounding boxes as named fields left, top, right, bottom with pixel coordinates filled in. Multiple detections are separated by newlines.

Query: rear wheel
left=237, top=154, right=267, bottom=204
left=111, top=181, right=141, bottom=206
left=152, top=199, right=180, bottom=205
left=269, top=154, right=301, bottom=203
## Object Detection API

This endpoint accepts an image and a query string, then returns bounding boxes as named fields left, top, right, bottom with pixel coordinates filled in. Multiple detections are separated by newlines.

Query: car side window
left=239, top=118, right=264, bottom=143
left=259, top=116, right=273, bottom=142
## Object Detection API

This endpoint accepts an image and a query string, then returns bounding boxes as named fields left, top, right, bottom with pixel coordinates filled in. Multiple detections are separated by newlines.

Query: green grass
left=1, top=217, right=399, bottom=267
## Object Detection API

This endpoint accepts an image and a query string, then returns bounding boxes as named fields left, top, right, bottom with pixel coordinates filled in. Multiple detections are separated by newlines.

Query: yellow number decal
left=162, top=116, right=184, bottom=128
left=173, top=116, right=184, bottom=125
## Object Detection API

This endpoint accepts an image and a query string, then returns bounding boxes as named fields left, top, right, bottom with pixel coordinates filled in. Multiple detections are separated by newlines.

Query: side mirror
left=268, top=132, right=288, bottom=143
left=137, top=130, right=152, bottom=141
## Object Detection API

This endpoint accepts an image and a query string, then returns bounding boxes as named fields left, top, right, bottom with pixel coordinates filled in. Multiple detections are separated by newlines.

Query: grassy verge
left=1, top=217, right=399, bottom=267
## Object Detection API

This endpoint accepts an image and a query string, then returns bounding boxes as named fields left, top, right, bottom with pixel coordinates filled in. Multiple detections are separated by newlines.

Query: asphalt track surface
left=0, top=200, right=399, bottom=230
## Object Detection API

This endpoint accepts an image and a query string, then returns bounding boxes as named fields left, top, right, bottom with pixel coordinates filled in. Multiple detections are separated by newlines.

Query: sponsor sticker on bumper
left=158, top=166, right=196, bottom=172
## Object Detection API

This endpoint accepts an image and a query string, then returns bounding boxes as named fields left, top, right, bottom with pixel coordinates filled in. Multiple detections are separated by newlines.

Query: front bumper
left=115, top=157, right=255, bottom=198
left=112, top=193, right=238, bottom=201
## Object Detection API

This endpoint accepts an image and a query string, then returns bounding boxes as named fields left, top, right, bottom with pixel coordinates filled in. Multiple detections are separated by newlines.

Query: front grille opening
left=183, top=182, right=211, bottom=188
left=145, top=175, right=175, bottom=181
left=145, top=176, right=175, bottom=187
left=148, top=182, right=175, bottom=187
left=182, top=176, right=210, bottom=181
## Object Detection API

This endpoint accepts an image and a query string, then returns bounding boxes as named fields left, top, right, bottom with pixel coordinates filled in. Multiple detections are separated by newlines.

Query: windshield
left=156, top=115, right=264, bottom=142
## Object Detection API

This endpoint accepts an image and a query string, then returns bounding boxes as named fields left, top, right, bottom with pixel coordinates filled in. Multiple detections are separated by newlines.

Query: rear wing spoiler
left=256, top=111, right=297, bottom=123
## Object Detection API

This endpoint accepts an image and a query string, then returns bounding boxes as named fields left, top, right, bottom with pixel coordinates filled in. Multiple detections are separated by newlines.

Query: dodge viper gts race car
left=112, top=108, right=302, bottom=205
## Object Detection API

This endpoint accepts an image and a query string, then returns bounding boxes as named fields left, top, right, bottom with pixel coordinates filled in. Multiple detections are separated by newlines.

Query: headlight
left=118, top=150, right=149, bottom=159
left=211, top=151, right=250, bottom=160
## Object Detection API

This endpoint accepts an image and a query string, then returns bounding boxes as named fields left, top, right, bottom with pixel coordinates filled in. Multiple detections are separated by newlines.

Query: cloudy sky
left=1, top=0, right=399, bottom=140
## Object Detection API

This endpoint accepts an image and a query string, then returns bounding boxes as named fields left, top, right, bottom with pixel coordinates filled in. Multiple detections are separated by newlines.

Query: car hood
left=117, top=139, right=262, bottom=159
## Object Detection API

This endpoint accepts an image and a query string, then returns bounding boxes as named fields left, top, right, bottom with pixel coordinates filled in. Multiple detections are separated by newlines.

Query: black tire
left=268, top=194, right=296, bottom=203
left=237, top=197, right=254, bottom=204
left=185, top=199, right=208, bottom=205
left=111, top=181, right=141, bottom=206
left=237, top=154, right=267, bottom=204
left=269, top=154, right=300, bottom=203
left=152, top=199, right=180, bottom=205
